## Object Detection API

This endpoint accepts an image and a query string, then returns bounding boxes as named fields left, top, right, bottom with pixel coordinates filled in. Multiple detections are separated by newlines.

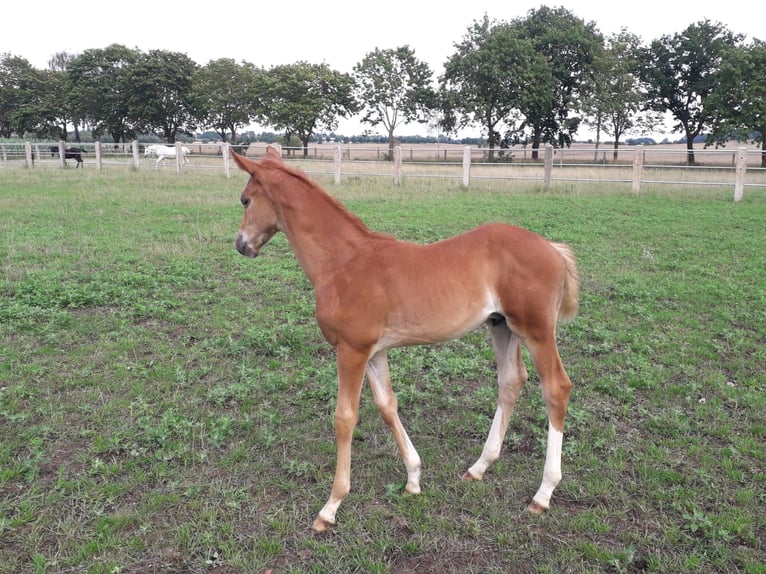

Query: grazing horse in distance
left=144, top=144, right=191, bottom=168
left=50, top=145, right=86, bottom=168
left=230, top=146, right=580, bottom=532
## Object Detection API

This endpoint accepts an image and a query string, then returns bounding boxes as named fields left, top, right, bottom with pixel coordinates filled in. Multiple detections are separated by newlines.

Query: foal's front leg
left=313, top=343, right=368, bottom=532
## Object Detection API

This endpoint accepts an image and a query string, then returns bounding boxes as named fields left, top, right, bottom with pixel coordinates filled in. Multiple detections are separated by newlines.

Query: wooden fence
left=3, top=140, right=764, bottom=202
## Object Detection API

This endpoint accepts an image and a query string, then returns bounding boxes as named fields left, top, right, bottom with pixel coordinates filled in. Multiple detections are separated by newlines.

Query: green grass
left=1, top=167, right=764, bottom=573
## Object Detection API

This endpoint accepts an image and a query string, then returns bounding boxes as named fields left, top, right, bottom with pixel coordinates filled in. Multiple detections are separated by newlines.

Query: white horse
left=144, top=144, right=191, bottom=168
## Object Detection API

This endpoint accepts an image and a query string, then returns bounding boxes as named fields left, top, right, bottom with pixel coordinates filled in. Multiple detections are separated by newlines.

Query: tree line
left=1, top=6, right=764, bottom=165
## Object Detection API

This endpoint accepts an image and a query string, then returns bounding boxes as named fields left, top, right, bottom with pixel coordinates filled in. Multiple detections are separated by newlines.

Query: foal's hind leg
left=366, top=350, right=422, bottom=495
left=525, top=333, right=572, bottom=513
left=465, top=320, right=527, bottom=481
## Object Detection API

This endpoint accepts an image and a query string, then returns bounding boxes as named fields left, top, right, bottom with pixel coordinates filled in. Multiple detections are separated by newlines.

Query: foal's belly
left=376, top=288, right=498, bottom=350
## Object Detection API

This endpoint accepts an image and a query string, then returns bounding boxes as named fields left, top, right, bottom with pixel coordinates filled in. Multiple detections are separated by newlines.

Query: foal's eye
left=240, top=197, right=250, bottom=208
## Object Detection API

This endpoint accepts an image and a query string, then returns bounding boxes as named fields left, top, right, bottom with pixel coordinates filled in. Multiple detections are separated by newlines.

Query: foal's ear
left=265, top=145, right=283, bottom=163
left=229, top=148, right=258, bottom=174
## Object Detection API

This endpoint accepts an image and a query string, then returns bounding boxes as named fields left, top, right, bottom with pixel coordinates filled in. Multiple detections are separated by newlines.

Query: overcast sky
left=3, top=0, right=761, bottom=139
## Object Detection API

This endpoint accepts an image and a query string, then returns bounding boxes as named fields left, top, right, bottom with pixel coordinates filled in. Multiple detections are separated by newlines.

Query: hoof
left=312, top=516, right=334, bottom=533
left=462, top=471, right=481, bottom=482
left=527, top=499, right=548, bottom=514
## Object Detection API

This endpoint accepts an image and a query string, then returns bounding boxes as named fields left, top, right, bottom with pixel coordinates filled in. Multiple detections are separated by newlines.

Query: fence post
left=632, top=145, right=644, bottom=193
left=462, top=145, right=471, bottom=187
left=222, top=143, right=230, bottom=178
left=174, top=142, right=182, bottom=174
left=333, top=145, right=341, bottom=185
left=57, top=141, right=66, bottom=168
left=95, top=141, right=102, bottom=170
left=543, top=144, right=553, bottom=189
left=734, top=146, right=747, bottom=202
left=394, top=146, right=402, bottom=186
left=131, top=140, right=140, bottom=170
left=24, top=142, right=33, bottom=168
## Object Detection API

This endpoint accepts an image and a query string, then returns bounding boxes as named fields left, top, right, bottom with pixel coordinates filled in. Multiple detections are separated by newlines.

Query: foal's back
left=321, top=223, right=569, bottom=349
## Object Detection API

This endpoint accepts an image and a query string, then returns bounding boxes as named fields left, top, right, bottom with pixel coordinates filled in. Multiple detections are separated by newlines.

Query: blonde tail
left=551, top=242, right=579, bottom=321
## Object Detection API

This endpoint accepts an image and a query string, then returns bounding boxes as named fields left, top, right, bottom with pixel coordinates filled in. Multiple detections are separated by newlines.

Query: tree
left=511, top=6, right=603, bottom=157
left=192, top=58, right=264, bottom=143
left=68, top=44, right=141, bottom=143
left=0, top=53, right=37, bottom=137
left=583, top=30, right=662, bottom=159
left=127, top=50, right=198, bottom=142
left=639, top=20, right=744, bottom=165
left=707, top=39, right=766, bottom=167
left=264, top=62, right=357, bottom=156
left=0, top=56, right=70, bottom=141
left=440, top=15, right=552, bottom=159
left=354, top=46, right=433, bottom=157
left=13, top=67, right=67, bottom=140
left=46, top=51, right=81, bottom=141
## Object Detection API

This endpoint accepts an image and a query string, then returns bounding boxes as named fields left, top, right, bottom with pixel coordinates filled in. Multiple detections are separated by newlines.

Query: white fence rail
left=2, top=140, right=764, bottom=202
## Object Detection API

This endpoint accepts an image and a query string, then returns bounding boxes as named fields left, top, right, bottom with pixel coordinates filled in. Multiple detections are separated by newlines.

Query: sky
left=3, top=0, right=761, bottom=139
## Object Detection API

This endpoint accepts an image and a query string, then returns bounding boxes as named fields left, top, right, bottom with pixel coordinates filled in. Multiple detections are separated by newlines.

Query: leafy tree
left=0, top=57, right=69, bottom=141
left=45, top=51, right=81, bottom=141
left=67, top=44, right=141, bottom=143
left=192, top=58, right=264, bottom=143
left=16, top=53, right=86, bottom=142
left=707, top=39, right=766, bottom=167
left=583, top=30, right=662, bottom=159
left=12, top=67, right=67, bottom=140
left=511, top=6, right=602, bottom=157
left=264, top=62, right=357, bottom=156
left=0, top=53, right=37, bottom=137
left=639, top=20, right=744, bottom=165
left=440, top=15, right=551, bottom=159
left=127, top=50, right=198, bottom=142
left=354, top=46, right=433, bottom=156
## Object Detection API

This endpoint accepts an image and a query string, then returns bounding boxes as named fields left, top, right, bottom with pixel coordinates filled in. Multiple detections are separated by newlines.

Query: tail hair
left=551, top=242, right=579, bottom=321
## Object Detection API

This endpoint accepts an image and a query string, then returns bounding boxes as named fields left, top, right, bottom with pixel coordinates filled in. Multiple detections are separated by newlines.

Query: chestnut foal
left=231, top=146, right=579, bottom=532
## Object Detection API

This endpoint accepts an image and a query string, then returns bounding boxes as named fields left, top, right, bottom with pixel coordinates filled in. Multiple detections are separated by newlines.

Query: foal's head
left=231, top=146, right=282, bottom=258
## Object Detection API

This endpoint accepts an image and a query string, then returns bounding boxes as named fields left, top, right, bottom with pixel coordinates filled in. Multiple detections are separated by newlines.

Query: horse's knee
left=334, top=405, right=359, bottom=436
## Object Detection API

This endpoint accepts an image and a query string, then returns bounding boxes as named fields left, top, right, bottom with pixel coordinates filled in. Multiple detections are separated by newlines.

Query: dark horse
left=50, top=146, right=86, bottom=168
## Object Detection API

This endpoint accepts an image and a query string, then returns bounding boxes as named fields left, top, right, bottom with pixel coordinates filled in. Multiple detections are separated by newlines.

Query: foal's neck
left=275, top=175, right=377, bottom=283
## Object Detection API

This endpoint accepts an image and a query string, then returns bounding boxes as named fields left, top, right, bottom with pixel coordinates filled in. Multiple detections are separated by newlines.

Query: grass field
left=1, top=167, right=764, bottom=573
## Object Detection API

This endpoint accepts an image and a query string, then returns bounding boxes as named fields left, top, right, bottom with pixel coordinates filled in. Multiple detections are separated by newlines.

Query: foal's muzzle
left=235, top=232, right=257, bottom=258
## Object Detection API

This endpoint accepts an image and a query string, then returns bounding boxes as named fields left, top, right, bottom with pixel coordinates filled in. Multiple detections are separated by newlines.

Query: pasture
left=0, top=167, right=764, bottom=573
